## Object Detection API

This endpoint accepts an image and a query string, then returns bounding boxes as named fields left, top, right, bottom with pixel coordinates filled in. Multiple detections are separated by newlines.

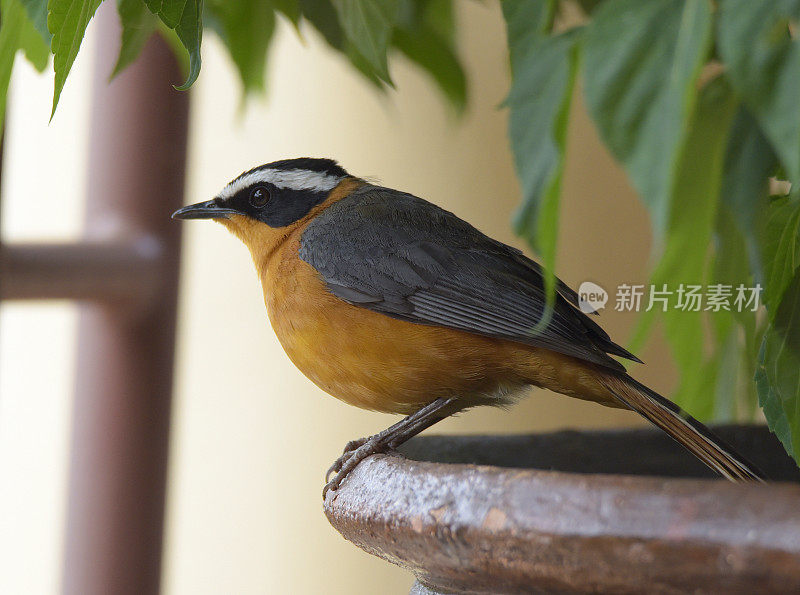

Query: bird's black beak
left=172, top=199, right=239, bottom=220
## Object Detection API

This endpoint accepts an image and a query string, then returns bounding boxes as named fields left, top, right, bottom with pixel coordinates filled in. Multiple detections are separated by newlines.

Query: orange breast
left=261, top=235, right=503, bottom=412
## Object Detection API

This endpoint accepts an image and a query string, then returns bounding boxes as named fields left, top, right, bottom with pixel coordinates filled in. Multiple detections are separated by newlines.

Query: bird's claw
left=324, top=437, right=367, bottom=483
left=323, top=437, right=399, bottom=499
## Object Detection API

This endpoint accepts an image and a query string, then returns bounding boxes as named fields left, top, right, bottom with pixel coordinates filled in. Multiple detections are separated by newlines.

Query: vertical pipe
left=62, top=4, right=189, bottom=594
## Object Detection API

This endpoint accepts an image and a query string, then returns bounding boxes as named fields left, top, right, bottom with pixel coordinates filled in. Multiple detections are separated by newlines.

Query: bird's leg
left=325, top=404, right=447, bottom=483
left=324, top=397, right=458, bottom=483
left=323, top=397, right=459, bottom=498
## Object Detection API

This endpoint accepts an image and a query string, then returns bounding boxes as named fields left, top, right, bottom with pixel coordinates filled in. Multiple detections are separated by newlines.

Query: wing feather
left=299, top=185, right=636, bottom=372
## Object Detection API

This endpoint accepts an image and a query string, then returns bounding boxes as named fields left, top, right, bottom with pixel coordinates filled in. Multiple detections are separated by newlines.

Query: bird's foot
left=323, top=398, right=458, bottom=499
left=323, top=436, right=398, bottom=499
left=325, top=437, right=367, bottom=483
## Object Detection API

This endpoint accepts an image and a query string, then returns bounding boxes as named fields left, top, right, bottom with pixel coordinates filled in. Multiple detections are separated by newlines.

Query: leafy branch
left=2, top=0, right=800, bottom=467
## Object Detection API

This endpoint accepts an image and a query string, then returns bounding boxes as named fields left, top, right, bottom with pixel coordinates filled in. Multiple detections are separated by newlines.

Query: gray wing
left=299, top=185, right=638, bottom=372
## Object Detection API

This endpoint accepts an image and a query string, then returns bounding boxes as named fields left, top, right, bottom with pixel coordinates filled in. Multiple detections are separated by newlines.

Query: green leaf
left=717, top=0, right=800, bottom=184
left=18, top=1, right=49, bottom=71
left=663, top=79, right=738, bottom=416
left=206, top=0, right=274, bottom=94
left=757, top=195, right=800, bottom=312
left=503, top=17, right=580, bottom=312
left=583, top=0, right=713, bottom=238
left=272, top=0, right=301, bottom=25
left=629, top=77, right=738, bottom=417
left=299, top=0, right=344, bottom=49
left=112, top=0, right=158, bottom=78
left=713, top=206, right=763, bottom=418
left=155, top=17, right=189, bottom=75
left=333, top=0, right=400, bottom=84
left=392, top=0, right=465, bottom=111
left=715, top=109, right=774, bottom=418
left=741, top=317, right=766, bottom=419
left=713, top=108, right=776, bottom=419
left=0, top=0, right=24, bottom=134
left=719, top=107, right=778, bottom=283
left=343, top=41, right=385, bottom=87
left=714, top=207, right=752, bottom=292
left=721, top=109, right=778, bottom=236
left=393, top=28, right=465, bottom=111
left=297, top=0, right=384, bottom=90
left=48, top=0, right=103, bottom=118
left=20, top=0, right=50, bottom=43
left=575, top=0, right=606, bottom=16
left=416, top=0, right=454, bottom=43
left=144, top=0, right=203, bottom=90
left=503, top=0, right=555, bottom=45
left=0, top=0, right=49, bottom=134
left=712, top=325, right=741, bottom=419
left=143, top=0, right=180, bottom=27
left=756, top=267, right=800, bottom=465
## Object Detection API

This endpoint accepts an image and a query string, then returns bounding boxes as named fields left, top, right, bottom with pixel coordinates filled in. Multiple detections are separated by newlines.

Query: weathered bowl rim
left=324, top=426, right=800, bottom=594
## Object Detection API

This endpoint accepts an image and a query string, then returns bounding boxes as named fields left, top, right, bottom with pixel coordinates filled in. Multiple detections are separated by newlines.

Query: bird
left=172, top=157, right=764, bottom=497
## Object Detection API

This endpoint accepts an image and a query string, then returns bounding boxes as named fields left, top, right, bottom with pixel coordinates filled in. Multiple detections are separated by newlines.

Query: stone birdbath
left=324, top=425, right=800, bottom=594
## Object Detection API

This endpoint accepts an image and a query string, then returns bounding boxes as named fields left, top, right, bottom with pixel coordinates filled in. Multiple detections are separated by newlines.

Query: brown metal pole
left=1, top=241, right=162, bottom=302
left=62, top=3, right=189, bottom=593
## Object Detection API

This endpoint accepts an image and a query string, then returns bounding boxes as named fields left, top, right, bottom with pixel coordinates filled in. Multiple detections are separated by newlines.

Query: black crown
left=256, top=157, right=348, bottom=178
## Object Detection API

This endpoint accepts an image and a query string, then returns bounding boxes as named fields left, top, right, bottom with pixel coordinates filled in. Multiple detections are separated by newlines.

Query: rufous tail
left=599, top=373, right=765, bottom=482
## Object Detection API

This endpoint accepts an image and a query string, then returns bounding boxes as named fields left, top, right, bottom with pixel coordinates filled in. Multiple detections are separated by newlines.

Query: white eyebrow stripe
left=217, top=168, right=343, bottom=200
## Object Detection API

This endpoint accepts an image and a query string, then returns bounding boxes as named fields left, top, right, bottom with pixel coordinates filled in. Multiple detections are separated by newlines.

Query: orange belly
left=256, top=232, right=618, bottom=414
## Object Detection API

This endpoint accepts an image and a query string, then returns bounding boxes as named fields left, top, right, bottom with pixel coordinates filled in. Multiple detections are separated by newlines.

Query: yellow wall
left=0, top=2, right=675, bottom=594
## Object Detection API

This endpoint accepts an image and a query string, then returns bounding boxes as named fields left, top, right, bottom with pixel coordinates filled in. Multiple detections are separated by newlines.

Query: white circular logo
left=578, top=281, right=608, bottom=313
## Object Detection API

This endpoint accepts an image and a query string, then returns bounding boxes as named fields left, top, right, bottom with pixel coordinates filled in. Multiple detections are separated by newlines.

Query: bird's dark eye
left=249, top=186, right=271, bottom=208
